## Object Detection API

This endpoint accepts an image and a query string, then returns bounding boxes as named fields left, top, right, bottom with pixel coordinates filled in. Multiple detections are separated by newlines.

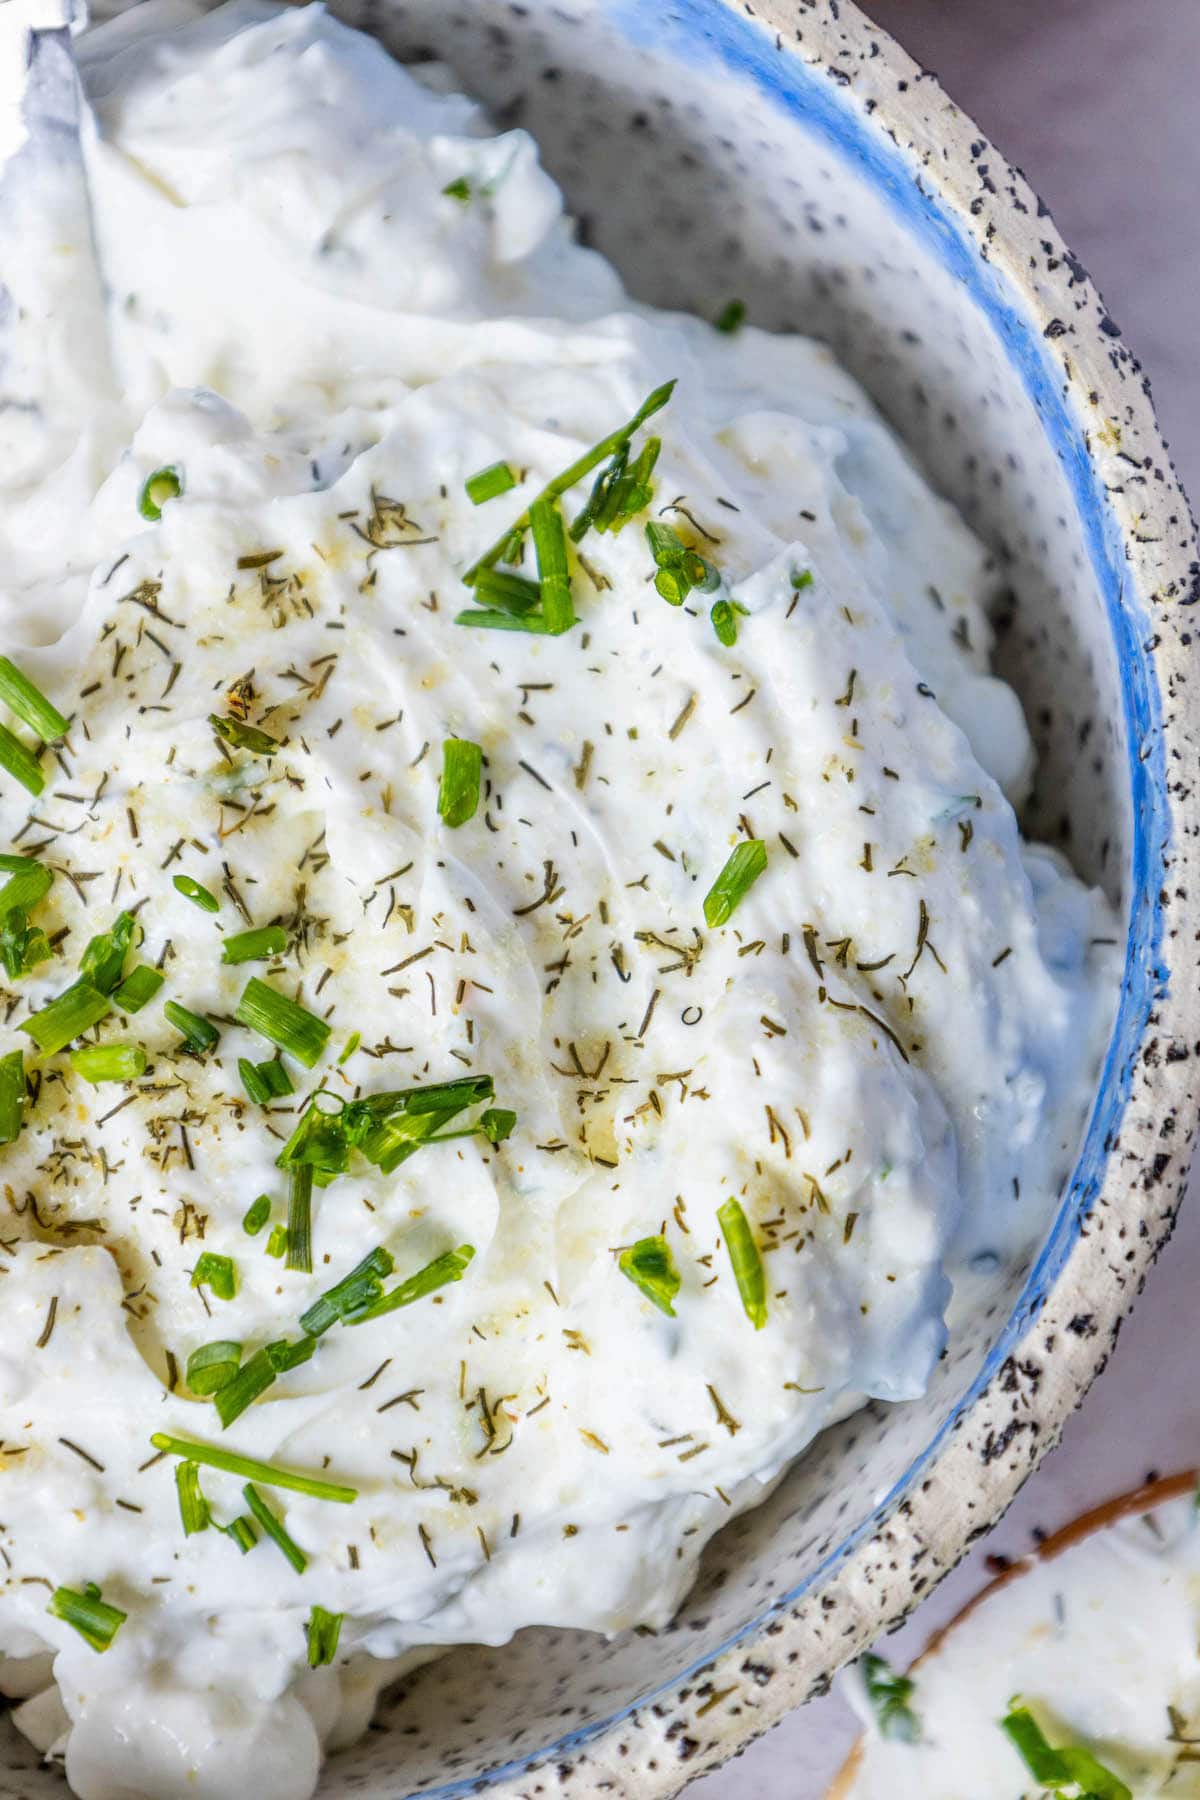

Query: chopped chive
left=113, top=965, right=164, bottom=1014
left=275, top=1097, right=351, bottom=1180
left=465, top=380, right=676, bottom=584
left=465, top=461, right=517, bottom=505
left=595, top=436, right=660, bottom=536
left=454, top=607, right=556, bottom=634
left=790, top=567, right=814, bottom=591
left=618, top=1234, right=681, bottom=1317
left=265, top=1334, right=316, bottom=1373
left=529, top=497, right=575, bottom=634
left=437, top=738, right=483, bottom=829
left=242, top=1193, right=271, bottom=1236
left=0, top=657, right=68, bottom=741
left=299, top=1247, right=395, bottom=1339
left=243, top=1483, right=306, bottom=1573
left=710, top=598, right=748, bottom=648
left=473, top=567, right=542, bottom=616
left=702, top=839, right=767, bottom=928
left=0, top=722, right=45, bottom=797
left=265, top=1224, right=288, bottom=1260
left=236, top=976, right=330, bottom=1069
left=717, top=1197, right=767, bottom=1329
left=307, top=1605, right=344, bottom=1667
left=80, top=910, right=138, bottom=993
left=69, top=1042, right=146, bottom=1085
left=191, top=1252, right=237, bottom=1302
left=173, top=874, right=220, bottom=914
left=47, top=1585, right=126, bottom=1653
left=342, top=1073, right=493, bottom=1175
left=714, top=298, right=746, bottom=334
left=0, top=857, right=53, bottom=914
left=480, top=1106, right=516, bottom=1144
left=209, top=713, right=279, bottom=758
left=21, top=980, right=111, bottom=1056
left=0, top=1049, right=25, bottom=1145
left=150, top=1433, right=356, bottom=1503
left=645, top=520, right=720, bottom=606
left=214, top=1349, right=275, bottom=1427
left=338, top=1032, right=360, bottom=1065
left=1, top=906, right=51, bottom=981
left=860, top=1654, right=920, bottom=1743
left=185, top=1340, right=242, bottom=1397
left=222, top=925, right=288, bottom=965
left=138, top=464, right=183, bottom=522
left=348, top=1244, right=475, bottom=1325
left=442, top=175, right=471, bottom=202
left=175, top=1460, right=209, bottom=1536
left=238, top=1054, right=293, bottom=1103
left=570, top=441, right=627, bottom=542
left=238, top=1058, right=270, bottom=1105
left=1000, top=1703, right=1129, bottom=1799
left=223, top=1516, right=257, bottom=1555
left=285, top=1164, right=313, bottom=1273
left=164, top=1000, right=220, bottom=1054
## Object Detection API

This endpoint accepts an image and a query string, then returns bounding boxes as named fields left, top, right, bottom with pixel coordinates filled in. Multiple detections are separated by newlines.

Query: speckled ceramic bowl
left=9, top=1, right=1199, bottom=1797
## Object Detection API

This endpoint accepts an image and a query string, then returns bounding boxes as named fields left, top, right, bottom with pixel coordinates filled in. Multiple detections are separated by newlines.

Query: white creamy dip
left=837, top=1481, right=1200, bottom=1799
left=0, top=2, right=1119, bottom=1795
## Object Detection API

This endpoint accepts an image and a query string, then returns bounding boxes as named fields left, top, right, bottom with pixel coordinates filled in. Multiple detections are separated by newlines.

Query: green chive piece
left=790, top=567, right=814, bottom=591
left=0, top=907, right=51, bottom=981
left=222, top=925, right=288, bottom=965
left=236, top=976, right=330, bottom=1068
left=0, top=723, right=45, bottom=796
left=285, top=1164, right=313, bottom=1273
left=150, top=1433, right=356, bottom=1503
left=265, top=1335, right=316, bottom=1373
left=80, top=910, right=138, bottom=994
left=646, top=520, right=721, bottom=606
left=717, top=1197, right=767, bottom=1329
left=265, top=1225, right=288, bottom=1260
left=242, top=1193, right=271, bottom=1236
left=191, top=1252, right=237, bottom=1302
left=138, top=464, right=183, bottom=522
left=0, top=1049, right=25, bottom=1145
left=47, top=1585, right=126, bottom=1653
left=223, top=1516, right=258, bottom=1555
left=453, top=607, right=556, bottom=635
left=0, top=857, right=53, bottom=915
left=21, top=979, right=111, bottom=1056
left=472, top=568, right=542, bottom=617
left=164, top=1000, right=220, bottom=1054
left=69, top=1042, right=146, bottom=1085
left=299, top=1247, right=395, bottom=1339
left=173, top=874, right=220, bottom=914
left=1000, top=1703, right=1130, bottom=1799
left=275, top=1097, right=351, bottom=1180
left=0, top=657, right=68, bottom=742
left=238, top=1058, right=270, bottom=1104
left=480, top=1106, right=516, bottom=1144
left=113, top=965, right=164, bottom=1014
left=185, top=1341, right=242, bottom=1397
left=238, top=1055, right=294, bottom=1105
left=342, top=1074, right=493, bottom=1175
left=209, top=713, right=280, bottom=758
left=710, top=598, right=748, bottom=648
left=618, top=1234, right=681, bottom=1317
left=714, top=298, right=746, bottom=334
left=465, top=461, right=517, bottom=506
left=595, top=436, right=661, bottom=536
left=437, top=738, right=483, bottom=829
left=702, top=839, right=767, bottom=928
left=307, top=1604, right=344, bottom=1667
left=243, top=1483, right=306, bottom=1572
left=529, top=497, right=575, bottom=634
left=347, top=1244, right=475, bottom=1325
left=338, top=1032, right=360, bottom=1066
left=465, top=380, right=677, bottom=583
left=175, top=1460, right=210, bottom=1536
left=860, top=1653, right=920, bottom=1743
left=442, top=175, right=471, bottom=202
left=570, top=441, right=627, bottom=542
left=214, top=1349, right=276, bottom=1428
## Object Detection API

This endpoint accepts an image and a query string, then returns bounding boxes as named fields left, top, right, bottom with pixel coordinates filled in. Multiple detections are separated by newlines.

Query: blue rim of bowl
left=408, top=2, right=1167, bottom=1792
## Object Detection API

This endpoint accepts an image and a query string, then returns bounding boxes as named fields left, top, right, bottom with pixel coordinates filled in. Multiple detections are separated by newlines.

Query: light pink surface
left=693, top=3, right=1200, bottom=1793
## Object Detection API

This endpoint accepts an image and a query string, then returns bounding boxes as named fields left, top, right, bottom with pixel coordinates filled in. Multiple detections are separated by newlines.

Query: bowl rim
left=392, top=1, right=1200, bottom=1795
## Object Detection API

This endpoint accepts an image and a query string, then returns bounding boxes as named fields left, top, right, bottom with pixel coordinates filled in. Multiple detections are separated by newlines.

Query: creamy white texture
left=839, top=1488, right=1200, bottom=1799
left=0, top=3, right=1119, bottom=1796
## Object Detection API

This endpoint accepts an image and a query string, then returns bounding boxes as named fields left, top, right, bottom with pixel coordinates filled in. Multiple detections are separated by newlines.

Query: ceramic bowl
left=10, top=1, right=1200, bottom=1796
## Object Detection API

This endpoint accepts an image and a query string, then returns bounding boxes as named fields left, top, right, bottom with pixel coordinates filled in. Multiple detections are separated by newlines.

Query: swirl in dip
left=0, top=2, right=1118, bottom=1795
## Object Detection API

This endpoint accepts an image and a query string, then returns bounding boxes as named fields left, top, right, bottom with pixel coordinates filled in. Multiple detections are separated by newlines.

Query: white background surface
left=692, top=3, right=1200, bottom=1793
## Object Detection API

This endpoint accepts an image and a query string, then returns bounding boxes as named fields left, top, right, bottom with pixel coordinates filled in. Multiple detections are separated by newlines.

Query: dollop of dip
left=837, top=1481, right=1200, bottom=1799
left=0, top=2, right=1118, bottom=1795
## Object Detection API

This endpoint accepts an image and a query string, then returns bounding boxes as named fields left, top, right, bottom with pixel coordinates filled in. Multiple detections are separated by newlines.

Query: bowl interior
left=2, top=2, right=1159, bottom=1796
